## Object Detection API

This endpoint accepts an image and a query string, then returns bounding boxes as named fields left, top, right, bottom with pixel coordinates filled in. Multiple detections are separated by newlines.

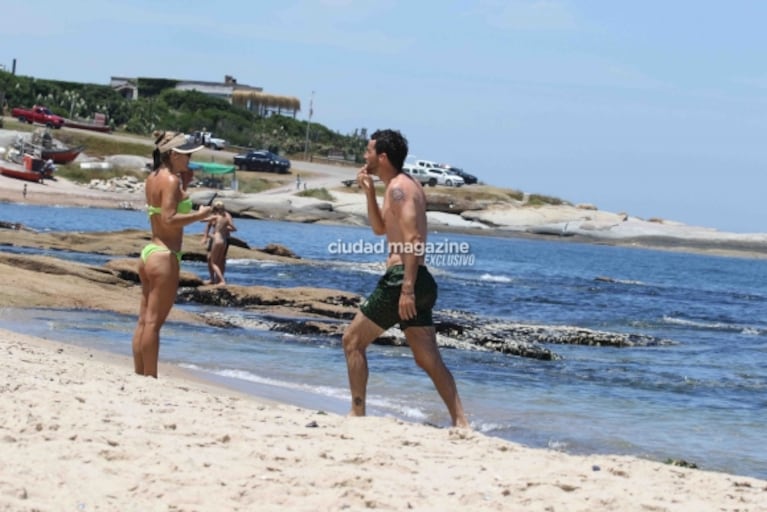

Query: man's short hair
left=371, top=129, right=408, bottom=171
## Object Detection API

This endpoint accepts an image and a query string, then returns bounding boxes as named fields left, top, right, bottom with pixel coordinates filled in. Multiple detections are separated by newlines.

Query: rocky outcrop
left=88, top=176, right=144, bottom=193
left=0, top=228, right=299, bottom=266
left=190, top=193, right=355, bottom=224
left=435, top=310, right=673, bottom=348
left=425, top=193, right=484, bottom=214
left=177, top=284, right=362, bottom=313
left=260, top=243, right=299, bottom=259
left=172, top=285, right=672, bottom=361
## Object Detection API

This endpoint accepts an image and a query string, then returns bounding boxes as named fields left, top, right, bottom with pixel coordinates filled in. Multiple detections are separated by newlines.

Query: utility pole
left=303, top=90, right=314, bottom=160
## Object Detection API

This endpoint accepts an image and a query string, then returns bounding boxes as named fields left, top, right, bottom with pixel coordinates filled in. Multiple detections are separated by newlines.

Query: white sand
left=1, top=329, right=765, bottom=511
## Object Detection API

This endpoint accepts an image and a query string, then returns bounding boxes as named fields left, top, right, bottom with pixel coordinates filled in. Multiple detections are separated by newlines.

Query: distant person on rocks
left=132, top=131, right=212, bottom=378
left=341, top=129, right=469, bottom=428
left=201, top=200, right=237, bottom=285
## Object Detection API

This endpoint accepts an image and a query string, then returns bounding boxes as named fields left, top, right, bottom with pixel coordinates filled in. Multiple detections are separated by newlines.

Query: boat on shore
left=0, top=161, right=44, bottom=183
left=40, top=144, right=85, bottom=164
left=13, top=142, right=84, bottom=165
left=11, top=128, right=86, bottom=164
left=63, top=119, right=112, bottom=134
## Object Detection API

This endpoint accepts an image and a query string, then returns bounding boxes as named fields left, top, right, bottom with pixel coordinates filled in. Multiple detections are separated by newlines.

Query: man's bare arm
left=202, top=217, right=214, bottom=243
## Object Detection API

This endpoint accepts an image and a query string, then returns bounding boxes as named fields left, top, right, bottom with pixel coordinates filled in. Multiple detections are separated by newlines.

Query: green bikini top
left=147, top=197, right=194, bottom=216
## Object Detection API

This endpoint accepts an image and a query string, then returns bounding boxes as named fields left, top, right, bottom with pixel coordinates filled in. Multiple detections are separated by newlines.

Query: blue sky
left=2, top=1, right=766, bottom=233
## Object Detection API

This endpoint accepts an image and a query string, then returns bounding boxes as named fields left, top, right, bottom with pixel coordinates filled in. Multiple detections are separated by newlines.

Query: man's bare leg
left=405, top=326, right=470, bottom=428
left=342, top=312, right=384, bottom=416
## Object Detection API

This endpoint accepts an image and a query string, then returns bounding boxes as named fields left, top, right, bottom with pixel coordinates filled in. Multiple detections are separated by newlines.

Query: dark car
left=442, top=166, right=478, bottom=185
left=233, top=150, right=291, bottom=173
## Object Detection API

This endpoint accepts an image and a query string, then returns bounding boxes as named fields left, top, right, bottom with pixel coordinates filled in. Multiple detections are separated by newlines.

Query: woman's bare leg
left=209, top=239, right=226, bottom=285
left=132, top=262, right=149, bottom=374
left=135, top=253, right=179, bottom=377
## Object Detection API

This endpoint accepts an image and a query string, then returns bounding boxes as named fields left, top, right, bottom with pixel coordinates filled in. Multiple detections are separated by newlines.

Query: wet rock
left=105, top=258, right=203, bottom=287
left=273, top=320, right=346, bottom=337
left=436, top=310, right=673, bottom=349
left=178, top=284, right=362, bottom=313
left=665, top=458, right=699, bottom=469
left=260, top=243, right=299, bottom=259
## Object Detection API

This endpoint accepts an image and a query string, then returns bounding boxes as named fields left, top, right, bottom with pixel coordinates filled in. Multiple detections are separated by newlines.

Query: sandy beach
left=2, top=151, right=767, bottom=510
left=2, top=329, right=765, bottom=511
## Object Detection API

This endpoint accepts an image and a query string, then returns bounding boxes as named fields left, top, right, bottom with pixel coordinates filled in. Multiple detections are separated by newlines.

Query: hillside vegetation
left=1, top=72, right=570, bottom=207
left=0, top=72, right=366, bottom=160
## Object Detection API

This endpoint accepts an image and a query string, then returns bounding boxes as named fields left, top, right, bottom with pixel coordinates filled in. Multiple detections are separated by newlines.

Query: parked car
left=403, top=165, right=437, bottom=186
left=426, top=168, right=464, bottom=187
left=441, top=165, right=478, bottom=185
left=189, top=131, right=227, bottom=150
left=233, top=150, right=291, bottom=173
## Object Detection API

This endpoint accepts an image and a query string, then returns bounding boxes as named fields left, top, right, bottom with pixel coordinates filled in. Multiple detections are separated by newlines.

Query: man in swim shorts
left=341, top=129, right=469, bottom=428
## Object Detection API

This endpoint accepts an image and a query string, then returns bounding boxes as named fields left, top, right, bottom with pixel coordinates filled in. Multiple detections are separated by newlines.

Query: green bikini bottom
left=140, top=243, right=183, bottom=263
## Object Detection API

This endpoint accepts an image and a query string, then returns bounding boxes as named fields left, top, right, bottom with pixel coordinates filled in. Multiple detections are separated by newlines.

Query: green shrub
left=527, top=193, right=568, bottom=206
left=297, top=187, right=335, bottom=201
left=237, top=177, right=274, bottom=194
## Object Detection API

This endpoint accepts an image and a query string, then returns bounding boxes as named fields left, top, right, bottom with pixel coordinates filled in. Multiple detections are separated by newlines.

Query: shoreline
left=2, top=328, right=765, bottom=511
left=2, top=173, right=767, bottom=261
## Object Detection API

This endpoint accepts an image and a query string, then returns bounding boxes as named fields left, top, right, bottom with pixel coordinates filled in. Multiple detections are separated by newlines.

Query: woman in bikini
left=201, top=200, right=237, bottom=285
left=132, top=131, right=213, bottom=378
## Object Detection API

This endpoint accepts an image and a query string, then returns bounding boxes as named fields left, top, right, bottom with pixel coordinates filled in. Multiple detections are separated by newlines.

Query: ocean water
left=1, top=202, right=766, bottom=479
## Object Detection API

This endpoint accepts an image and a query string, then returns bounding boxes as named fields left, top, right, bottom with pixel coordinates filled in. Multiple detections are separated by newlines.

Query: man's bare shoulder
left=385, top=175, right=411, bottom=205
left=389, top=172, right=421, bottom=195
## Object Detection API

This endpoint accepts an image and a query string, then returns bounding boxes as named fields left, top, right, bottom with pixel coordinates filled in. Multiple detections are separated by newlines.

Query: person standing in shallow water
left=202, top=200, right=237, bottom=285
left=132, top=131, right=212, bottom=378
left=341, top=129, right=469, bottom=428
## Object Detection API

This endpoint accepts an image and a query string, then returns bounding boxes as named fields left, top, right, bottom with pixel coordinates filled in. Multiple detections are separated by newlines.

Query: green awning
left=189, top=162, right=236, bottom=175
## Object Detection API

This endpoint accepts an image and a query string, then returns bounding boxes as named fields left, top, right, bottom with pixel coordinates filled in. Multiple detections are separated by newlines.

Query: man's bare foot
left=454, top=417, right=471, bottom=429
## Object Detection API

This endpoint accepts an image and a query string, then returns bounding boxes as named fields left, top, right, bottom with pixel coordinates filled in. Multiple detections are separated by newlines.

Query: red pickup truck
left=11, top=104, right=65, bottom=129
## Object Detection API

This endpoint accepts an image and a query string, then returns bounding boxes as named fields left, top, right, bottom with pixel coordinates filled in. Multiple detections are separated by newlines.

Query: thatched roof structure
left=232, top=91, right=301, bottom=117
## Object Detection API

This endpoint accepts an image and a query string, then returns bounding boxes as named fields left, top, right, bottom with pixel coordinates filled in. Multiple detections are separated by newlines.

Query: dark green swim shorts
left=360, top=265, right=438, bottom=330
